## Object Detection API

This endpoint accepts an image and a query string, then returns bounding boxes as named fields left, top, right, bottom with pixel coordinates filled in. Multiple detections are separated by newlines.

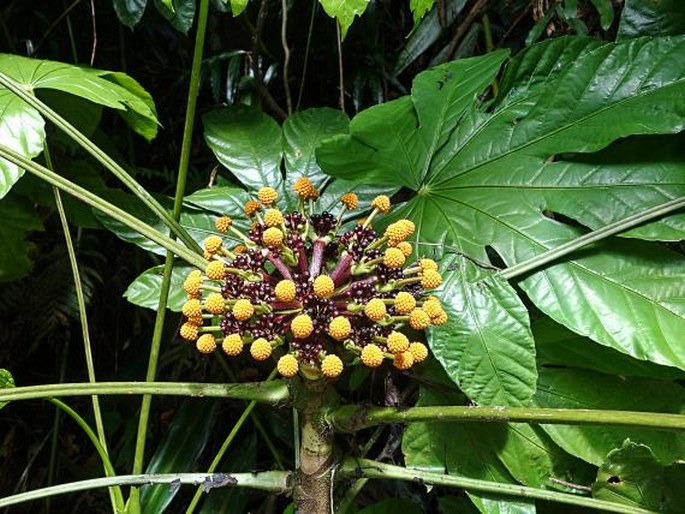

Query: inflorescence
left=180, top=179, right=446, bottom=379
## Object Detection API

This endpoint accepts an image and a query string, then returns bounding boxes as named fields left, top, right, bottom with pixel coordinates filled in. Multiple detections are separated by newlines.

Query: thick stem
left=292, top=380, right=336, bottom=514
left=342, top=459, right=653, bottom=514
left=0, top=381, right=289, bottom=404
left=327, top=404, right=685, bottom=433
left=268, top=252, right=294, bottom=279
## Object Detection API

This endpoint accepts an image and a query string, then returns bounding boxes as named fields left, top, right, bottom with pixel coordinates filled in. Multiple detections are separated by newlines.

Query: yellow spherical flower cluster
left=257, top=187, right=278, bottom=205
left=178, top=177, right=447, bottom=378
left=263, top=208, right=284, bottom=227
left=340, top=192, right=358, bottom=210
left=277, top=354, right=299, bottom=377
left=293, top=177, right=319, bottom=200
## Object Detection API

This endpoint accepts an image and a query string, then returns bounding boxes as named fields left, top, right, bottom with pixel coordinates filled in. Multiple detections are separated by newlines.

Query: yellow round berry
left=196, top=334, right=217, bottom=354
left=396, top=241, right=412, bottom=257
left=409, top=308, right=431, bottom=330
left=383, top=247, right=406, bottom=268
left=186, top=313, right=203, bottom=326
left=293, top=177, right=318, bottom=199
left=204, top=293, right=226, bottom=315
left=409, top=342, right=429, bottom=363
left=262, top=227, right=284, bottom=247
left=321, top=354, right=344, bottom=378
left=399, top=219, right=415, bottom=237
left=182, top=299, right=202, bottom=318
left=419, top=258, right=438, bottom=271
left=328, top=316, right=351, bottom=341
left=421, top=269, right=443, bottom=289
left=386, top=331, right=410, bottom=354
left=277, top=354, right=299, bottom=377
left=364, top=298, right=387, bottom=322
left=222, top=333, right=244, bottom=356
left=291, top=314, right=314, bottom=339
left=258, top=187, right=279, bottom=205
left=371, top=195, right=391, bottom=213
left=205, top=260, right=226, bottom=280
left=384, top=221, right=413, bottom=242
left=232, top=299, right=255, bottom=321
left=263, top=208, right=285, bottom=227
left=431, top=308, right=448, bottom=325
left=183, top=270, right=203, bottom=295
left=215, top=216, right=232, bottom=234
left=233, top=244, right=247, bottom=254
left=244, top=200, right=262, bottom=216
left=204, top=235, right=223, bottom=254
left=393, top=291, right=416, bottom=314
left=340, top=192, right=358, bottom=210
left=250, top=338, right=272, bottom=361
left=422, top=298, right=442, bottom=318
left=180, top=322, right=199, bottom=341
left=275, top=280, right=297, bottom=302
left=313, top=275, right=335, bottom=299
left=393, top=350, right=414, bottom=370
left=361, top=344, right=384, bottom=368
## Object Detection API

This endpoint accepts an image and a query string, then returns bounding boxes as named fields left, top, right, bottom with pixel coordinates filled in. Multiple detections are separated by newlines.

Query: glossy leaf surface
left=318, top=36, right=685, bottom=371
left=618, top=0, right=685, bottom=40
left=428, top=255, right=536, bottom=405
left=535, top=368, right=685, bottom=466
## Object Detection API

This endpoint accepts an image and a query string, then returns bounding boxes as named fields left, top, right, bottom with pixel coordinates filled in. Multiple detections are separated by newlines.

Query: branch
left=500, top=196, right=685, bottom=280
left=0, top=471, right=290, bottom=509
left=326, top=404, right=685, bottom=433
left=0, top=381, right=290, bottom=405
left=341, top=459, right=655, bottom=514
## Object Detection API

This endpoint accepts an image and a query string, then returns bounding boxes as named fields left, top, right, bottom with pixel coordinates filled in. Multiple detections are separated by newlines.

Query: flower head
left=178, top=176, right=446, bottom=378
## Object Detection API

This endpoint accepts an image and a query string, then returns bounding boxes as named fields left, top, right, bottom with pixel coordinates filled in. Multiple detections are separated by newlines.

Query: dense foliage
left=0, top=1, right=684, bottom=513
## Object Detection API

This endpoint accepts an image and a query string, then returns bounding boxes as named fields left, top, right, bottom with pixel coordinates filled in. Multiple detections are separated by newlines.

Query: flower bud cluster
left=179, top=181, right=446, bottom=379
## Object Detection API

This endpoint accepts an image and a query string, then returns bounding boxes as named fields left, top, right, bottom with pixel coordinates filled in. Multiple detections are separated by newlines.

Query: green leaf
left=403, top=388, right=515, bottom=482
left=318, top=0, right=371, bottom=39
left=589, top=0, right=614, bottom=30
left=229, top=0, right=248, bottom=16
left=203, top=106, right=284, bottom=193
left=428, top=255, right=537, bottom=406
left=618, top=0, right=685, bottom=40
left=318, top=36, right=685, bottom=371
left=141, top=399, right=219, bottom=513
left=0, top=368, right=15, bottom=411
left=409, top=0, right=436, bottom=26
left=467, top=493, right=536, bottom=514
left=358, top=499, right=424, bottom=514
left=124, top=264, right=193, bottom=311
left=183, top=185, right=253, bottom=231
left=593, top=441, right=663, bottom=511
left=0, top=53, right=159, bottom=197
left=534, top=317, right=685, bottom=381
left=153, top=0, right=196, bottom=33
left=112, top=0, right=148, bottom=28
left=0, top=196, right=44, bottom=283
left=535, top=367, right=685, bottom=466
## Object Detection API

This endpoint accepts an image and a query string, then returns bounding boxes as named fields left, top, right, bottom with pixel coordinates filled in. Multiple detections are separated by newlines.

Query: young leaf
left=318, top=37, right=685, bottom=370
left=535, top=367, right=685, bottom=466
left=0, top=368, right=15, bottom=411
left=229, top=0, right=249, bottom=16
left=428, top=255, right=537, bottom=406
left=409, top=0, right=436, bottom=26
left=318, top=0, right=371, bottom=39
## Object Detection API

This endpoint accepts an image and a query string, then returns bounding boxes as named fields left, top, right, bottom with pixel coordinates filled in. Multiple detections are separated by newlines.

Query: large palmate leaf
left=0, top=196, right=44, bottom=282
left=534, top=367, right=685, bottom=466
left=0, top=53, right=158, bottom=198
left=318, top=36, right=685, bottom=371
left=429, top=255, right=536, bottom=405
